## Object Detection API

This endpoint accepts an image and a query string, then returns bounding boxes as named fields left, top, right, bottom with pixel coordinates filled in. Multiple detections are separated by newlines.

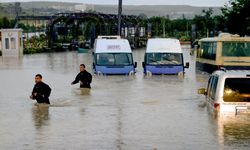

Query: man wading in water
left=71, top=64, right=92, bottom=89
left=30, top=74, right=52, bottom=104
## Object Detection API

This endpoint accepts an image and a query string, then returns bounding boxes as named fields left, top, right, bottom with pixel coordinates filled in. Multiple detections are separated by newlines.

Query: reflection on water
left=0, top=56, right=23, bottom=69
left=0, top=49, right=249, bottom=149
left=215, top=115, right=250, bottom=150
left=72, top=88, right=91, bottom=96
left=32, top=104, right=50, bottom=129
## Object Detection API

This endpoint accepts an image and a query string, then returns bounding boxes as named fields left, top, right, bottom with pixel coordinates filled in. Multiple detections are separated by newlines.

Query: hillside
left=0, top=1, right=222, bottom=19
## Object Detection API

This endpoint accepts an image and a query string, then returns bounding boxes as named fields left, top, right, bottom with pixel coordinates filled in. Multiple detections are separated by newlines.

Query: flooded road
left=0, top=48, right=250, bottom=150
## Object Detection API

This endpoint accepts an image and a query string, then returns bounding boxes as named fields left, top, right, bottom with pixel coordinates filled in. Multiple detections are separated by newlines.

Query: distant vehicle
left=62, top=43, right=70, bottom=50
left=78, top=41, right=90, bottom=53
left=198, top=70, right=250, bottom=115
left=92, top=36, right=137, bottom=75
left=196, top=33, right=250, bottom=73
left=142, top=38, right=189, bottom=75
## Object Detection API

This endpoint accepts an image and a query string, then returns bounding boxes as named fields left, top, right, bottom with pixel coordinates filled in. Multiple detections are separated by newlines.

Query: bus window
left=198, top=42, right=217, bottom=60
left=222, top=42, right=250, bottom=57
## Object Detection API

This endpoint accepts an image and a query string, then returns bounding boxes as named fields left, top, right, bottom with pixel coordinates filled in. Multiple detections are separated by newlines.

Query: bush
left=23, top=35, right=49, bottom=54
left=179, top=35, right=190, bottom=41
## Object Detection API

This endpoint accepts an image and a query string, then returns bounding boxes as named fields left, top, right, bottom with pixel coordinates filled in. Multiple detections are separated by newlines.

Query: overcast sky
left=1, top=0, right=229, bottom=7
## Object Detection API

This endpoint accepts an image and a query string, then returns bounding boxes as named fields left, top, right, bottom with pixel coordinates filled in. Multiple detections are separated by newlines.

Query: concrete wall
left=0, top=29, right=23, bottom=57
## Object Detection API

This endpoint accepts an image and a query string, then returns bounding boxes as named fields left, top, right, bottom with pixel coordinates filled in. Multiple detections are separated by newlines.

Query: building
left=0, top=29, right=23, bottom=57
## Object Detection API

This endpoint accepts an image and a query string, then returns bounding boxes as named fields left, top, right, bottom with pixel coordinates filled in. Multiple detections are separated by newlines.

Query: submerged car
left=198, top=70, right=250, bottom=115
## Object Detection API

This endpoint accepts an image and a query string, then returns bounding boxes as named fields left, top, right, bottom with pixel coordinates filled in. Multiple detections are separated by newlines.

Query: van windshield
left=223, top=78, right=250, bottom=102
left=145, top=53, right=183, bottom=65
left=96, top=53, right=133, bottom=66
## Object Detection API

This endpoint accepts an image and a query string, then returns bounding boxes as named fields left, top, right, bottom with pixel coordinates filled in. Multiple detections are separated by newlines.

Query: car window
left=223, top=78, right=250, bottom=102
left=207, top=76, right=214, bottom=97
left=211, top=76, right=219, bottom=99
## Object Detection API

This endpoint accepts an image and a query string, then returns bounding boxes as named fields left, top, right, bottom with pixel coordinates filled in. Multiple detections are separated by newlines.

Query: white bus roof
left=146, top=38, right=182, bottom=53
left=199, top=34, right=250, bottom=42
left=94, top=39, right=132, bottom=53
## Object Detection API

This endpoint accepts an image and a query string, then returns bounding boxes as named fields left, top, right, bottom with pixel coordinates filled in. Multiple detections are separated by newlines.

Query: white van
left=198, top=70, right=250, bottom=115
left=93, top=36, right=137, bottom=75
left=142, top=38, right=189, bottom=75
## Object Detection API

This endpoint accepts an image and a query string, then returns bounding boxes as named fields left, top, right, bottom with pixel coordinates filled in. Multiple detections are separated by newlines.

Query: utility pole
left=118, top=0, right=122, bottom=36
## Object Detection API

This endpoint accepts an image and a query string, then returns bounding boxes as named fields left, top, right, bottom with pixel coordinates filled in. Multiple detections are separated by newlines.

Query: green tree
left=193, top=8, right=215, bottom=38
left=221, top=0, right=250, bottom=35
left=1, top=17, right=10, bottom=28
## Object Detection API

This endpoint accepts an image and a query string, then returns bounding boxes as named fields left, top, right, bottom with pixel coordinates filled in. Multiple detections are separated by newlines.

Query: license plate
left=235, top=106, right=250, bottom=115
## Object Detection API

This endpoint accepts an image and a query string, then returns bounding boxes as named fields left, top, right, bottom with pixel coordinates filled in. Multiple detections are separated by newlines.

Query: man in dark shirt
left=30, top=74, right=51, bottom=104
left=71, top=64, right=92, bottom=88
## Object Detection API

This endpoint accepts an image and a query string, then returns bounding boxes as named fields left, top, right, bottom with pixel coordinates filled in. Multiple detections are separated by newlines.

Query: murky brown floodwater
left=0, top=48, right=249, bottom=150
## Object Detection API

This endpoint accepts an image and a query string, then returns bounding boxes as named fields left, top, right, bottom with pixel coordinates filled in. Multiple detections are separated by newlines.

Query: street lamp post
left=118, top=0, right=122, bottom=36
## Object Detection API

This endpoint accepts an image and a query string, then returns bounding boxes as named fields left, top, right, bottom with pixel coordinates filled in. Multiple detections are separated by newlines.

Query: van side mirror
left=142, top=62, right=145, bottom=68
left=198, top=88, right=207, bottom=95
left=185, top=62, right=190, bottom=69
left=134, top=62, right=137, bottom=68
left=92, top=63, right=96, bottom=69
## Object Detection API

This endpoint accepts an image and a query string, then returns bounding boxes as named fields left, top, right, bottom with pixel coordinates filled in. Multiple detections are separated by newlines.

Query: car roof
left=212, top=70, right=250, bottom=78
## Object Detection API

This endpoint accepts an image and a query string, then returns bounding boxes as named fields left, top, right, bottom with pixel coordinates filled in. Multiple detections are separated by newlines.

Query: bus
left=196, top=33, right=250, bottom=73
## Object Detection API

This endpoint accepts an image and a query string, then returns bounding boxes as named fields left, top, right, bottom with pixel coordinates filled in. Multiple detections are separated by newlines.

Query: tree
left=193, top=8, right=215, bottom=38
left=1, top=17, right=10, bottom=28
left=221, top=0, right=250, bottom=36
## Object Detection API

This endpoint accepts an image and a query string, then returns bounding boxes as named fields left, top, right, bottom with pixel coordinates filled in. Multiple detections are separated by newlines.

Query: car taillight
left=214, top=103, right=220, bottom=110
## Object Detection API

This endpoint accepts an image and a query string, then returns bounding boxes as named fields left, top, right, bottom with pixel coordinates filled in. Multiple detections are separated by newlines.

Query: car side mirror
left=185, top=62, right=190, bottom=69
left=134, top=62, right=137, bottom=68
left=198, top=88, right=207, bottom=95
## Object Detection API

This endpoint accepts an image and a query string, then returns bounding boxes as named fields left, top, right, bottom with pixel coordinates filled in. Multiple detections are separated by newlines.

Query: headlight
left=129, top=71, right=135, bottom=76
left=97, top=71, right=103, bottom=76
left=178, top=71, right=184, bottom=76
left=146, top=71, right=152, bottom=77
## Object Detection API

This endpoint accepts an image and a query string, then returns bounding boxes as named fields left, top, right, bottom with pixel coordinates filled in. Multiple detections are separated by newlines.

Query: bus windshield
left=145, top=53, right=183, bottom=65
left=223, top=78, right=250, bottom=102
left=222, top=42, right=250, bottom=57
left=96, top=53, right=133, bottom=66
